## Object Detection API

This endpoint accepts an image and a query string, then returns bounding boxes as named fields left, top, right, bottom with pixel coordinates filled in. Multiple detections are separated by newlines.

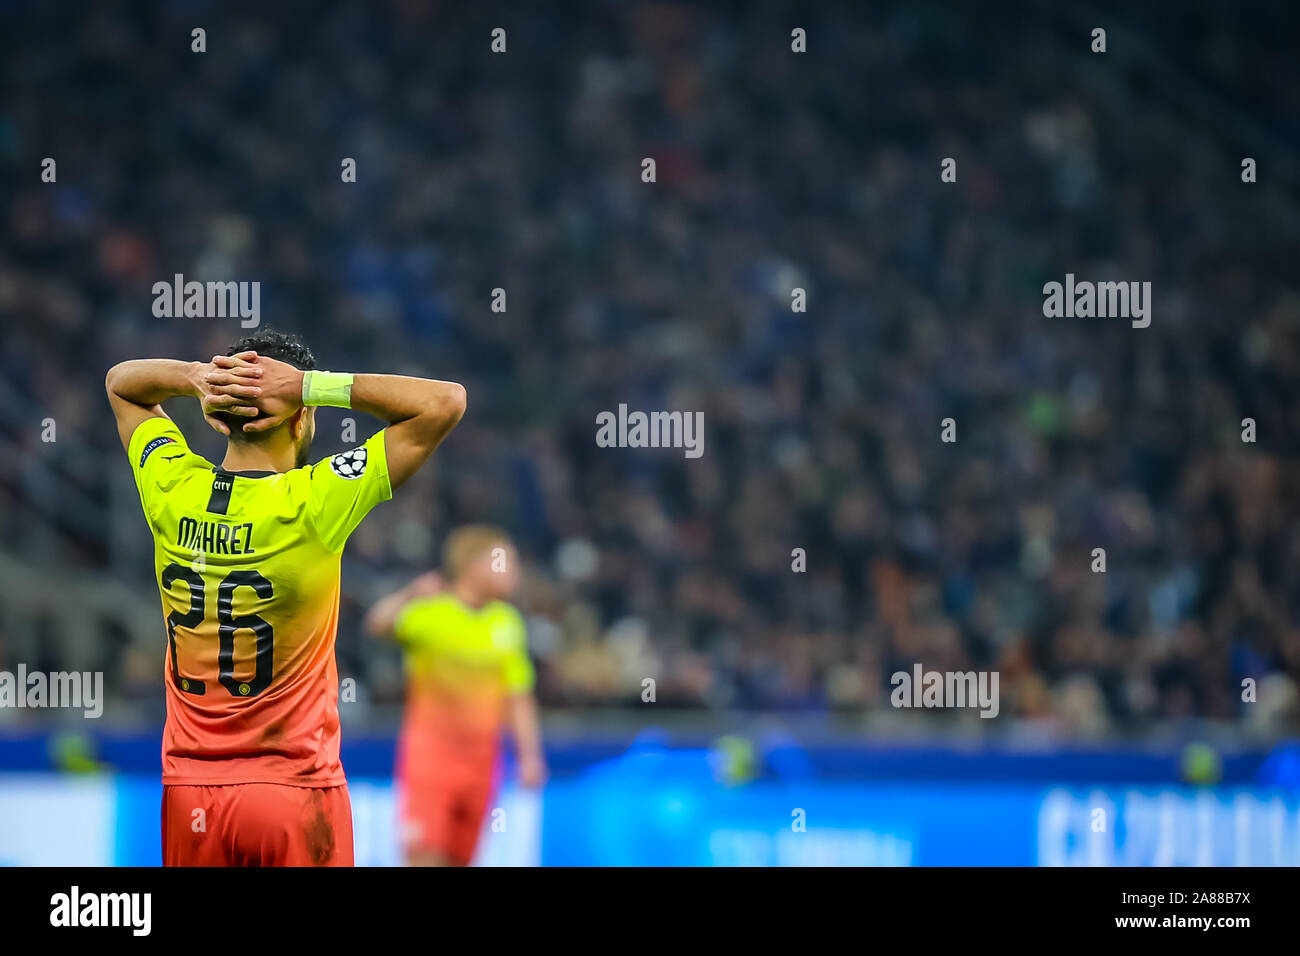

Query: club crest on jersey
left=139, top=435, right=176, bottom=467
left=329, top=446, right=367, bottom=479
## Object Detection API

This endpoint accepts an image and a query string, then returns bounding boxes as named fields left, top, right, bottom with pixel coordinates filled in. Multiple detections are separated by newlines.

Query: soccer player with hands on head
left=106, top=329, right=466, bottom=867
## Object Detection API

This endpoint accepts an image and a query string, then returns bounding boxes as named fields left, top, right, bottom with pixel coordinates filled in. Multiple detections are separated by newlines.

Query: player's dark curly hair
left=226, top=327, right=316, bottom=370
left=216, top=328, right=317, bottom=438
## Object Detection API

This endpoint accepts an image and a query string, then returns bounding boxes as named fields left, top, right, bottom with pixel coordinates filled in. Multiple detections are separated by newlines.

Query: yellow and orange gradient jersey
left=127, top=416, right=391, bottom=786
left=394, top=594, right=534, bottom=776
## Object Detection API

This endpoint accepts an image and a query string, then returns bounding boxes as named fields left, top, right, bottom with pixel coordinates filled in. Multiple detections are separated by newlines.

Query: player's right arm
left=365, top=572, right=444, bottom=639
left=105, top=352, right=264, bottom=451
left=244, top=358, right=467, bottom=490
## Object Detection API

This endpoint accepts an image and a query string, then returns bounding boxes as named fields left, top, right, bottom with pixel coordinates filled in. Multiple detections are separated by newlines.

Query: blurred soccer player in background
left=367, top=526, right=546, bottom=866
left=106, top=329, right=466, bottom=866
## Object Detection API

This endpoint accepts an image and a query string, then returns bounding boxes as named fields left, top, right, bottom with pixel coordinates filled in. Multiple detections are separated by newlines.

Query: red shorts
left=162, top=783, right=354, bottom=867
left=399, top=771, right=493, bottom=865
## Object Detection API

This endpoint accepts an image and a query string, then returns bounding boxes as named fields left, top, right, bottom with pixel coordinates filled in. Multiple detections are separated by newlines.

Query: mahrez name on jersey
left=177, top=516, right=256, bottom=555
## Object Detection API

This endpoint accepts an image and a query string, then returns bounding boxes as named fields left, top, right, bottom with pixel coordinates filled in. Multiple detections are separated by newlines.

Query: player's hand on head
left=207, top=351, right=262, bottom=384
left=238, top=354, right=306, bottom=434
left=201, top=391, right=260, bottom=434
left=198, top=352, right=263, bottom=435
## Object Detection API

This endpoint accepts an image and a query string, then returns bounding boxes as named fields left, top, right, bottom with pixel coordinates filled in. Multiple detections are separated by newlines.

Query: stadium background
left=2, top=0, right=1300, bottom=865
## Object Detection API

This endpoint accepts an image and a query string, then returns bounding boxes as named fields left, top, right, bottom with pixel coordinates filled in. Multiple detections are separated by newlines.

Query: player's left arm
left=105, top=352, right=264, bottom=451
left=507, top=692, right=547, bottom=789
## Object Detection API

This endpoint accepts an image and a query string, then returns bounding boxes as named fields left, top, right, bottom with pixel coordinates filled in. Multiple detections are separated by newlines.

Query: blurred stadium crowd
left=2, top=1, right=1299, bottom=733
